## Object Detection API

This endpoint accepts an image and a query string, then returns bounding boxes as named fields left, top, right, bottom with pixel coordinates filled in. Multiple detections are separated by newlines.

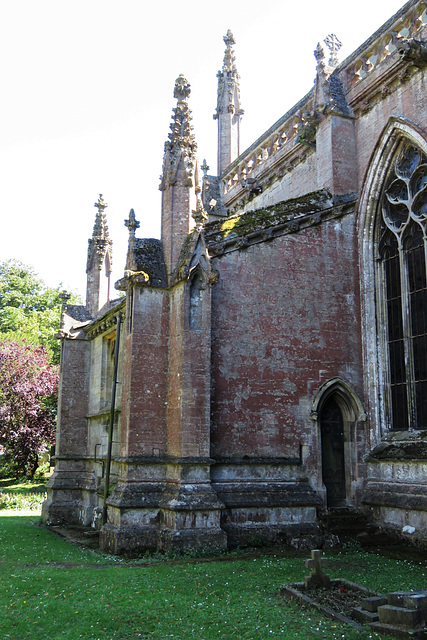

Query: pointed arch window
left=377, top=142, right=427, bottom=430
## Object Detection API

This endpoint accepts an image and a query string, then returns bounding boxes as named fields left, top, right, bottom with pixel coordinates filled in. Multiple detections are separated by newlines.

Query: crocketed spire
left=214, top=32, right=243, bottom=175
left=85, top=194, right=113, bottom=315
left=160, top=76, right=200, bottom=283
left=87, top=194, right=112, bottom=272
left=160, top=75, right=197, bottom=190
left=214, top=31, right=242, bottom=120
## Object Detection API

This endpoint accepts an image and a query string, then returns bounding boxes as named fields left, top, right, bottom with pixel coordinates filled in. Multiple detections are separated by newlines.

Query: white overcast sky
left=0, top=0, right=406, bottom=297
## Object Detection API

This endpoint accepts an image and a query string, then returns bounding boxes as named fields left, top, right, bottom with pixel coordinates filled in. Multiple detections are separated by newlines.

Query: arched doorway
left=320, top=397, right=346, bottom=507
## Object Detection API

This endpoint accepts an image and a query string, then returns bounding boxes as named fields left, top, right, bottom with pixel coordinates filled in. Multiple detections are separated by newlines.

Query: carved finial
left=314, top=42, right=325, bottom=63
left=94, top=193, right=108, bottom=214
left=174, top=74, right=191, bottom=102
left=224, top=29, right=235, bottom=48
left=124, top=208, right=140, bottom=238
left=92, top=194, right=110, bottom=240
left=324, top=34, right=342, bottom=67
left=201, top=159, right=209, bottom=176
left=160, top=72, right=197, bottom=197
left=59, top=290, right=71, bottom=303
left=87, top=194, right=112, bottom=279
left=220, top=30, right=237, bottom=75
left=192, top=198, right=208, bottom=228
left=58, top=290, right=71, bottom=334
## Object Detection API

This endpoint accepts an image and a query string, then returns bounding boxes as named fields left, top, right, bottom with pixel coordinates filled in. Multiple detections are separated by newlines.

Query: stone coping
left=280, top=578, right=379, bottom=632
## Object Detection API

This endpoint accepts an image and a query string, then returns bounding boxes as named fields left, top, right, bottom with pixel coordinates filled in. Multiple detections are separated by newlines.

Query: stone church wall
left=120, top=286, right=169, bottom=458
left=208, top=204, right=366, bottom=524
left=210, top=211, right=363, bottom=461
left=43, top=0, right=427, bottom=551
left=353, top=68, right=427, bottom=195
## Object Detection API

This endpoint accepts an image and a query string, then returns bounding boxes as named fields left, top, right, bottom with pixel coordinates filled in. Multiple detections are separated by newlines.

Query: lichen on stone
left=207, top=188, right=335, bottom=243
left=124, top=269, right=150, bottom=282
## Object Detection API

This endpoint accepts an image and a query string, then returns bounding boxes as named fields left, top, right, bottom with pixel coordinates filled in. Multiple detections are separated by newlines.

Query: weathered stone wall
left=120, top=286, right=169, bottom=458
left=45, top=1, right=427, bottom=550
left=364, top=431, right=427, bottom=545
left=166, top=279, right=213, bottom=459
left=56, top=338, right=91, bottom=457
left=210, top=212, right=363, bottom=467
left=350, top=58, right=427, bottom=197
left=42, top=335, right=94, bottom=526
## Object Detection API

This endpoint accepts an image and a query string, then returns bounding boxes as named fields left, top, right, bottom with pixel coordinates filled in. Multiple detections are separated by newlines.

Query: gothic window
left=377, top=142, right=427, bottom=430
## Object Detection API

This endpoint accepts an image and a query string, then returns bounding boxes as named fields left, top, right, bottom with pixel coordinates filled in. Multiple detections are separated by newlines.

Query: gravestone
left=305, top=549, right=331, bottom=589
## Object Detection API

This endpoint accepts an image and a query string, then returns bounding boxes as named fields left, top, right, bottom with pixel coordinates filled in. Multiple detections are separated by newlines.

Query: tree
left=0, top=340, right=58, bottom=478
left=0, top=260, right=80, bottom=364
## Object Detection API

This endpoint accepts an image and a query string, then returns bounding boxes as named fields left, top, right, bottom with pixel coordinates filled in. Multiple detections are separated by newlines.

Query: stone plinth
left=371, top=590, right=427, bottom=639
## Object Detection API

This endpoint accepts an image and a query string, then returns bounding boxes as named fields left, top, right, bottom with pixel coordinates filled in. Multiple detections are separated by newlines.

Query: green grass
left=0, top=476, right=48, bottom=493
left=0, top=477, right=48, bottom=511
left=0, top=513, right=426, bottom=640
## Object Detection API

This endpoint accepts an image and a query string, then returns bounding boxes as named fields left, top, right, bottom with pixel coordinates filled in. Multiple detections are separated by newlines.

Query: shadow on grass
left=0, top=476, right=48, bottom=493
left=1, top=513, right=427, bottom=640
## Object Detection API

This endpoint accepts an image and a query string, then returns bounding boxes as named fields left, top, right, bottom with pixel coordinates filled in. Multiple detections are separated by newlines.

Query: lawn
left=0, top=509, right=426, bottom=639
left=0, top=477, right=48, bottom=493
left=0, top=476, right=47, bottom=511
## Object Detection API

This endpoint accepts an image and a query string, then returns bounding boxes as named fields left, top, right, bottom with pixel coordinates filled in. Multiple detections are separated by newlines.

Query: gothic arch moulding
left=311, top=378, right=366, bottom=507
left=359, top=117, right=427, bottom=245
left=311, top=377, right=366, bottom=423
left=358, top=117, right=427, bottom=441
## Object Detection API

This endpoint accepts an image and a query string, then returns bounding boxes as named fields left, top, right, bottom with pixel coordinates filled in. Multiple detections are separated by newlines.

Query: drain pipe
left=102, top=311, right=122, bottom=526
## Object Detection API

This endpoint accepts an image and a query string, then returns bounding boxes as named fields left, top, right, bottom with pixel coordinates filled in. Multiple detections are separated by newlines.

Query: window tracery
left=377, top=142, right=427, bottom=430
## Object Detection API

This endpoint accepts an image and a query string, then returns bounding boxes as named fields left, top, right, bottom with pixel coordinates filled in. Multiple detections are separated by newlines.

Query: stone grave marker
left=304, top=549, right=331, bottom=589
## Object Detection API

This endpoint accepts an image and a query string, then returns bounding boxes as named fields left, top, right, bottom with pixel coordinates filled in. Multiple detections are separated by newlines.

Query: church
left=42, top=0, right=427, bottom=554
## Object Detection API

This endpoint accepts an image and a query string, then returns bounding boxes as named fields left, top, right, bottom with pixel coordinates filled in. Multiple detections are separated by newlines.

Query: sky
left=0, top=0, right=407, bottom=298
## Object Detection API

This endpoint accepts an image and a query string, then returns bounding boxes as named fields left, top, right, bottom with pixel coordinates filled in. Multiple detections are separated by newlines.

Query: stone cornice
left=204, top=191, right=357, bottom=258
left=220, top=89, right=316, bottom=211
left=212, top=456, right=302, bottom=465
left=85, top=299, right=126, bottom=339
left=340, top=0, right=426, bottom=92
left=115, top=456, right=216, bottom=465
left=346, top=41, right=426, bottom=117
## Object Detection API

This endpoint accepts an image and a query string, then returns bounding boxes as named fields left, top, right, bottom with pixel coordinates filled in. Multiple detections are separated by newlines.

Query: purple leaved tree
left=0, top=340, right=58, bottom=478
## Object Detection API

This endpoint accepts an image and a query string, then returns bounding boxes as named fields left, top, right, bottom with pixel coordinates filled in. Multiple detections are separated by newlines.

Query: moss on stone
left=206, top=189, right=335, bottom=243
left=220, top=208, right=278, bottom=237
left=368, top=432, right=427, bottom=461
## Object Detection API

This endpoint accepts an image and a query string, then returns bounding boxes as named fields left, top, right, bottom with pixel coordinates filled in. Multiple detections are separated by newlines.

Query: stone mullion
left=398, top=236, right=417, bottom=430
left=376, top=250, right=394, bottom=432
left=408, top=222, right=427, bottom=427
